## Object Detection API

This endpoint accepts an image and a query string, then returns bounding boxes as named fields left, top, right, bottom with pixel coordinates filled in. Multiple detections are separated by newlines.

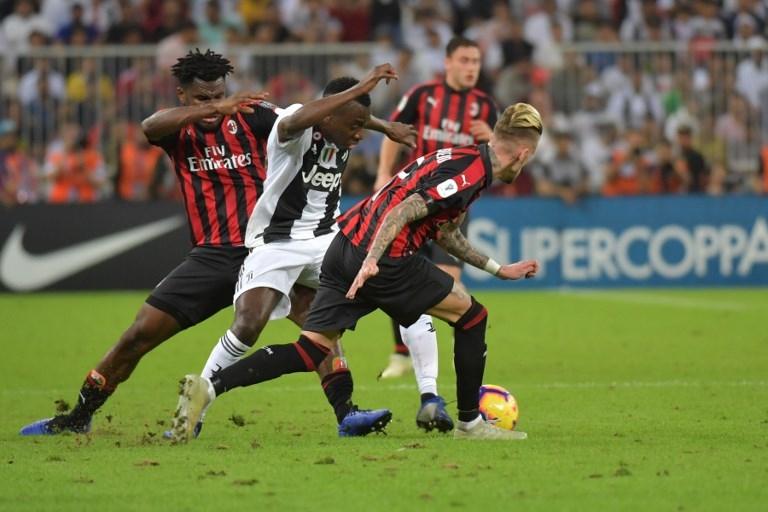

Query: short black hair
left=323, top=76, right=370, bottom=107
left=171, top=48, right=233, bottom=86
left=446, top=36, right=479, bottom=57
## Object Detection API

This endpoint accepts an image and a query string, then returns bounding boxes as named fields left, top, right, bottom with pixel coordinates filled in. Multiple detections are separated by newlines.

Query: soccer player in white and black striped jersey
left=170, top=64, right=423, bottom=441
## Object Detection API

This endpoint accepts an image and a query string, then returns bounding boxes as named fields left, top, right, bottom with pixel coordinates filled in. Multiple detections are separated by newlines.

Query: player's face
left=178, top=77, right=227, bottom=130
left=322, top=102, right=369, bottom=149
left=445, top=46, right=482, bottom=90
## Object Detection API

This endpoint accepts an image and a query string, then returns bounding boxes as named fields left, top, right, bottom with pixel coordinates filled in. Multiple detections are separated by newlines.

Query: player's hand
left=346, top=257, right=379, bottom=299
left=469, top=120, right=493, bottom=142
left=496, top=259, right=539, bottom=280
left=385, top=122, right=417, bottom=149
left=213, top=91, right=270, bottom=115
left=357, top=63, right=398, bottom=94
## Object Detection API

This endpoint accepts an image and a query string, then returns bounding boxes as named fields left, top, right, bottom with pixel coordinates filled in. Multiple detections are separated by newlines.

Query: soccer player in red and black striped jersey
left=374, top=36, right=499, bottom=432
left=18, top=50, right=380, bottom=437
left=191, top=104, right=543, bottom=440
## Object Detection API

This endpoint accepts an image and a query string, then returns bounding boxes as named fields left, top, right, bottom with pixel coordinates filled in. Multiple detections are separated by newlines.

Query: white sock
left=201, top=329, right=250, bottom=380
left=457, top=415, right=482, bottom=431
left=400, top=314, right=438, bottom=396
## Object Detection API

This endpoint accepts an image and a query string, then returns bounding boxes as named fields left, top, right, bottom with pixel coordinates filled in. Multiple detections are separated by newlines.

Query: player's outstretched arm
left=365, top=116, right=417, bottom=149
left=346, top=194, right=429, bottom=299
left=374, top=136, right=405, bottom=190
left=278, top=63, right=398, bottom=143
left=141, top=91, right=269, bottom=141
left=436, top=220, right=539, bottom=280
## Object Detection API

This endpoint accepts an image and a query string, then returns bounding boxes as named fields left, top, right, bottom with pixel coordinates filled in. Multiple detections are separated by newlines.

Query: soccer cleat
left=377, top=353, right=413, bottom=379
left=453, top=418, right=528, bottom=440
left=163, top=421, right=203, bottom=440
left=338, top=407, right=392, bottom=437
left=416, top=396, right=454, bottom=433
left=19, top=416, right=91, bottom=436
left=169, top=375, right=215, bottom=443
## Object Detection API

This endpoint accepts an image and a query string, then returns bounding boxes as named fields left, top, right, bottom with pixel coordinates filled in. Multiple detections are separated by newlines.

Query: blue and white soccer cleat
left=416, top=395, right=454, bottom=433
left=19, top=417, right=91, bottom=436
left=338, top=407, right=392, bottom=437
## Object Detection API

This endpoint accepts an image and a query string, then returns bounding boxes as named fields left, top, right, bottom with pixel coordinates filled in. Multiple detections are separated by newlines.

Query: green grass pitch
left=0, top=289, right=766, bottom=511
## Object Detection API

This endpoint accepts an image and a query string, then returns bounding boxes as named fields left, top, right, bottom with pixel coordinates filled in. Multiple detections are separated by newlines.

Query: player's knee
left=231, top=307, right=269, bottom=344
left=453, top=297, right=488, bottom=332
left=119, top=319, right=161, bottom=356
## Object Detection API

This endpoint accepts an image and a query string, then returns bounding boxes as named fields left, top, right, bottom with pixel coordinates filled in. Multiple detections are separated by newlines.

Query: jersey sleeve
left=147, top=130, right=180, bottom=153
left=241, top=100, right=279, bottom=138
left=389, top=85, right=423, bottom=124
left=415, top=155, right=487, bottom=214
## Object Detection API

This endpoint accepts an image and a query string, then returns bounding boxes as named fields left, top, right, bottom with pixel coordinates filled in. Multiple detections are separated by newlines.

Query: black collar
left=478, top=143, right=494, bottom=188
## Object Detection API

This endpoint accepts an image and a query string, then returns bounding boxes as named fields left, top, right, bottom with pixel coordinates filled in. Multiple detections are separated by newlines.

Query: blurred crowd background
left=1, top=0, right=768, bottom=206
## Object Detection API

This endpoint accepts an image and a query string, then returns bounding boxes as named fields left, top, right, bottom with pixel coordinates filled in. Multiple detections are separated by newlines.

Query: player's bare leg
left=21, top=304, right=182, bottom=434
left=427, top=283, right=526, bottom=440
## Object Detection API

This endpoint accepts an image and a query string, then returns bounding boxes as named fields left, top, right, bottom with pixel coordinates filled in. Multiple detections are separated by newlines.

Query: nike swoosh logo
left=0, top=216, right=185, bottom=291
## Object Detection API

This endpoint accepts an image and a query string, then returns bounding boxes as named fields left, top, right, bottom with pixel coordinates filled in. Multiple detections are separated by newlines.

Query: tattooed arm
left=345, top=194, right=429, bottom=298
left=436, top=215, right=541, bottom=281
left=435, top=216, right=491, bottom=270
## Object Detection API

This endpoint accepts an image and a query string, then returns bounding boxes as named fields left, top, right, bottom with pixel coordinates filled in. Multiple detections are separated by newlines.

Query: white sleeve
left=272, top=103, right=312, bottom=150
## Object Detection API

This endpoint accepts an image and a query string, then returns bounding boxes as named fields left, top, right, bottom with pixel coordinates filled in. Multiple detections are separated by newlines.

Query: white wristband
left=484, top=258, right=501, bottom=276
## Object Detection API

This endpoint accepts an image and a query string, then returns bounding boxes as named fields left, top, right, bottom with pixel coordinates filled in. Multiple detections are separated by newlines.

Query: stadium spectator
left=104, top=0, right=143, bottom=44
left=735, top=37, right=768, bottom=109
left=56, top=2, right=99, bottom=44
left=532, top=126, right=589, bottom=204
left=285, top=0, right=342, bottom=42
left=724, top=0, right=766, bottom=39
left=652, top=139, right=689, bottom=193
left=675, top=124, right=709, bottom=193
left=497, top=18, right=534, bottom=69
left=197, top=0, right=243, bottom=47
left=114, top=122, right=169, bottom=201
left=156, top=21, right=199, bottom=70
left=329, top=0, right=372, bottom=42
left=0, top=119, right=40, bottom=205
left=606, top=66, right=664, bottom=130
left=43, top=123, right=107, bottom=203
left=602, top=128, right=656, bottom=196
left=0, top=0, right=52, bottom=60
left=572, top=0, right=605, bottom=42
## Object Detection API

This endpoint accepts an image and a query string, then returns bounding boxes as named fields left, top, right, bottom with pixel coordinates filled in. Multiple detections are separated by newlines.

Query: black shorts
left=421, top=213, right=470, bottom=268
left=146, top=245, right=248, bottom=329
left=303, top=233, right=454, bottom=333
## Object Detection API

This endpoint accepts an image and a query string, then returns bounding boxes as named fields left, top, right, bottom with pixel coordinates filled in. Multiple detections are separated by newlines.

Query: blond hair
left=494, top=103, right=543, bottom=140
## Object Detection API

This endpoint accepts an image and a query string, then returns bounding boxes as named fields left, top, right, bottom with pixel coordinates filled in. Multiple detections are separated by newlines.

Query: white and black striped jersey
left=245, top=104, right=350, bottom=247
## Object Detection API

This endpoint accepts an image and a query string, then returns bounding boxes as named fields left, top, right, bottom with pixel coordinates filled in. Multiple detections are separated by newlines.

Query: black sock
left=51, top=370, right=115, bottom=431
left=211, top=335, right=329, bottom=395
left=452, top=298, right=488, bottom=423
left=392, top=318, right=409, bottom=355
left=321, top=370, right=354, bottom=423
left=420, top=392, right=437, bottom=404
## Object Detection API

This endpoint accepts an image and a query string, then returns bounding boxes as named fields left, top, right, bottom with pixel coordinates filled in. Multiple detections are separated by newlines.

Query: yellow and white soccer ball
left=478, top=384, right=519, bottom=430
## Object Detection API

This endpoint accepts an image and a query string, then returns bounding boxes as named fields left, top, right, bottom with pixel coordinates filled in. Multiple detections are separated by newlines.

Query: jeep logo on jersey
left=302, top=165, right=342, bottom=192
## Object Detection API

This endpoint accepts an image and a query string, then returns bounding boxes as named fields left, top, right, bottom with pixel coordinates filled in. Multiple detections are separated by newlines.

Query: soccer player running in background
left=171, top=103, right=542, bottom=441
left=170, top=64, right=420, bottom=441
left=18, top=50, right=403, bottom=437
left=373, top=36, right=499, bottom=433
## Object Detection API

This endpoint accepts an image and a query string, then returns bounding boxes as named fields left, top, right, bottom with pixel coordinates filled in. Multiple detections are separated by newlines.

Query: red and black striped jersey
left=150, top=102, right=278, bottom=247
left=389, top=80, right=498, bottom=161
left=339, top=144, right=493, bottom=258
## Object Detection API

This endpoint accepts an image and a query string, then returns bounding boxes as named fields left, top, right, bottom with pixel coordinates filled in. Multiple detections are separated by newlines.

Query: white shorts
left=233, top=232, right=336, bottom=320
